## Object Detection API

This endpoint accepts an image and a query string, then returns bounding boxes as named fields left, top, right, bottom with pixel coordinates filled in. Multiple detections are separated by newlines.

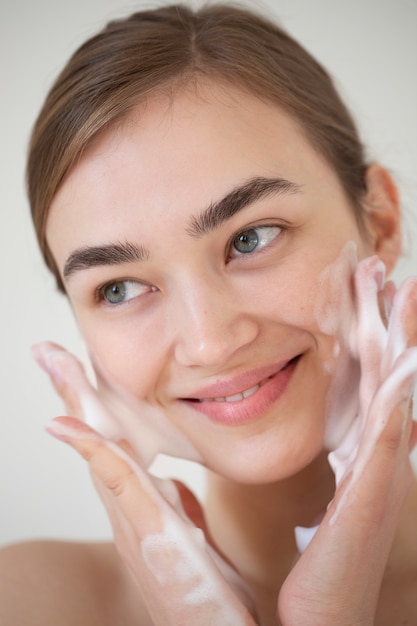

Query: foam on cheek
left=313, top=241, right=360, bottom=449
left=294, top=242, right=363, bottom=554
left=78, top=391, right=122, bottom=440
left=314, top=241, right=357, bottom=339
left=47, top=349, right=202, bottom=469
left=296, top=248, right=417, bottom=551
left=83, top=362, right=202, bottom=468
left=327, top=275, right=417, bottom=525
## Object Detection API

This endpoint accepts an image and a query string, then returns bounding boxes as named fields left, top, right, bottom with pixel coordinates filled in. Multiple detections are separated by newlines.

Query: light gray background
left=1, top=0, right=416, bottom=545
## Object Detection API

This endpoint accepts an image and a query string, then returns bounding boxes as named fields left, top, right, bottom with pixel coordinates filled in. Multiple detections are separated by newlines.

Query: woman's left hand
left=278, top=258, right=417, bottom=625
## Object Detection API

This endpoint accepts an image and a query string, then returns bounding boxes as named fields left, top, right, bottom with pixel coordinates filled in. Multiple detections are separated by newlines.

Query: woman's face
left=47, top=83, right=375, bottom=483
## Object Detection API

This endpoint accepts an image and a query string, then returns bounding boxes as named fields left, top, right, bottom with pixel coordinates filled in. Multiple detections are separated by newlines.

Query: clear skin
left=4, top=82, right=416, bottom=626
left=46, top=84, right=375, bottom=484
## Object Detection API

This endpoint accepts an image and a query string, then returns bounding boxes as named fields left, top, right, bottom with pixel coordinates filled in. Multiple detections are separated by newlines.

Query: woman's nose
left=172, top=281, right=260, bottom=368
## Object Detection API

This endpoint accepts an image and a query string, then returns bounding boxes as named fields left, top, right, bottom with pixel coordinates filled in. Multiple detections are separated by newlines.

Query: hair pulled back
left=27, top=3, right=368, bottom=291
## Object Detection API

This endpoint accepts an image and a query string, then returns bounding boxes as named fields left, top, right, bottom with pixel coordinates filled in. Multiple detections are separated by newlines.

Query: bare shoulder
left=0, top=539, right=151, bottom=626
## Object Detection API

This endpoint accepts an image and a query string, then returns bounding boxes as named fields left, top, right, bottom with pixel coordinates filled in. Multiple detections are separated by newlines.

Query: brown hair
left=27, top=2, right=368, bottom=292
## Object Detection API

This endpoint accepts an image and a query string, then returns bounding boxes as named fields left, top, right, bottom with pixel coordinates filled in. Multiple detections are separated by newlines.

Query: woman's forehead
left=45, top=82, right=341, bottom=255
left=56, top=82, right=315, bottom=191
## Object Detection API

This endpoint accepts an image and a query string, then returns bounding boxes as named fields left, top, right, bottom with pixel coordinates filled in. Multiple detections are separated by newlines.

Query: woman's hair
left=27, top=2, right=369, bottom=292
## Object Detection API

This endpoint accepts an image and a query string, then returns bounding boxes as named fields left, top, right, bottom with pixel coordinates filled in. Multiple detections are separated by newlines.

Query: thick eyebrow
left=63, top=176, right=300, bottom=281
left=63, top=241, right=149, bottom=281
left=186, top=176, right=301, bottom=238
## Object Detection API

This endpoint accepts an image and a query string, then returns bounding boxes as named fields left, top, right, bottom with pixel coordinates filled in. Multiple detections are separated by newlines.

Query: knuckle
left=103, top=476, right=127, bottom=497
left=100, top=457, right=136, bottom=498
left=381, top=431, right=403, bottom=453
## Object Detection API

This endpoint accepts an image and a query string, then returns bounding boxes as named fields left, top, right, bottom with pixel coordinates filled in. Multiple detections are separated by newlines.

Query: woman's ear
left=363, top=164, right=401, bottom=274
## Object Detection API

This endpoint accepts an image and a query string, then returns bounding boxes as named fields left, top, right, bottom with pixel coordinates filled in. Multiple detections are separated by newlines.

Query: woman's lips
left=180, top=356, right=301, bottom=426
left=198, top=379, right=264, bottom=403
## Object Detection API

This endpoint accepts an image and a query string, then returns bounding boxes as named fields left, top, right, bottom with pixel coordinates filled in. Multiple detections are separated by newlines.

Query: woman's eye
left=100, top=279, right=152, bottom=304
left=229, top=225, right=282, bottom=258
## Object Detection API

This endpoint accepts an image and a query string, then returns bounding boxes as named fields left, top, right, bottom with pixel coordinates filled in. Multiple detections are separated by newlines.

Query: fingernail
left=32, top=343, right=65, bottom=386
left=46, top=421, right=70, bottom=443
left=46, top=417, right=97, bottom=443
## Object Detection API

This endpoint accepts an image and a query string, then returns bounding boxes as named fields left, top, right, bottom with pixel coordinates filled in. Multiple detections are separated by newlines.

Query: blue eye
left=230, top=225, right=282, bottom=257
left=100, top=280, right=152, bottom=304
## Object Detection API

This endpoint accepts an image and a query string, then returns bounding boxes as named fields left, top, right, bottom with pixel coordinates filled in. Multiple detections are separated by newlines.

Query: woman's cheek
left=239, top=261, right=324, bottom=332
left=80, top=318, right=160, bottom=400
left=255, top=241, right=363, bottom=450
left=83, top=332, right=204, bottom=466
left=313, top=242, right=358, bottom=339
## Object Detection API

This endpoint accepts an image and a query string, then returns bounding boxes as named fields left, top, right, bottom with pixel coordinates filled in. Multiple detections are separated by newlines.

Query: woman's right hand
left=33, top=342, right=258, bottom=626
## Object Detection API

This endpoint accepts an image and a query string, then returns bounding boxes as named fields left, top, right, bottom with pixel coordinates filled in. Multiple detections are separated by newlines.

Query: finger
left=47, top=416, right=257, bottom=625
left=289, top=399, right=414, bottom=625
left=32, top=341, right=86, bottom=417
left=354, top=256, right=388, bottom=407
left=47, top=417, right=231, bottom=567
left=354, top=256, right=387, bottom=353
left=47, top=417, right=235, bottom=562
left=46, top=416, right=164, bottom=533
left=381, top=277, right=417, bottom=377
left=356, top=349, right=417, bottom=470
left=32, top=341, right=123, bottom=441
left=381, top=280, right=397, bottom=322
left=91, top=354, right=201, bottom=467
left=409, top=416, right=417, bottom=453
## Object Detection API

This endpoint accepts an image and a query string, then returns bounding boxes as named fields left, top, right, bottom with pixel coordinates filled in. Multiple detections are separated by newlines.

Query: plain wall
left=1, top=0, right=416, bottom=545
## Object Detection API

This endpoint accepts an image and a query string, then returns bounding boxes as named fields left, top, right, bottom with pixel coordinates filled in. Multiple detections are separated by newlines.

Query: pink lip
left=180, top=356, right=300, bottom=426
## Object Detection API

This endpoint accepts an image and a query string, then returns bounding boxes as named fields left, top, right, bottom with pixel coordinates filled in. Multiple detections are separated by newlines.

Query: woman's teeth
left=199, top=382, right=263, bottom=403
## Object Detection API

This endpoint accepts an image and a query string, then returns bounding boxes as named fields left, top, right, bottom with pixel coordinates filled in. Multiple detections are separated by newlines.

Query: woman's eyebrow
left=63, top=176, right=300, bottom=281
left=186, top=176, right=301, bottom=238
left=63, top=241, right=149, bottom=281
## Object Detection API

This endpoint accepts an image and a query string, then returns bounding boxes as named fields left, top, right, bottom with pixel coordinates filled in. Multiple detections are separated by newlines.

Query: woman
left=1, top=3, right=416, bottom=624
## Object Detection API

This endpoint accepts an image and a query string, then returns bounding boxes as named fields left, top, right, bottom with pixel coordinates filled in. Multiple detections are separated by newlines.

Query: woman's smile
left=179, top=356, right=301, bottom=425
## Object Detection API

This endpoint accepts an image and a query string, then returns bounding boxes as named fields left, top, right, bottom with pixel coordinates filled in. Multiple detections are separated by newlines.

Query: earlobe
left=363, top=164, right=402, bottom=274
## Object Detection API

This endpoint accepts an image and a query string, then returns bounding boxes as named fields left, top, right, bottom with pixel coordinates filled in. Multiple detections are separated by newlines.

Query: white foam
left=297, top=249, right=417, bottom=549
left=82, top=353, right=202, bottom=468
left=141, top=500, right=252, bottom=623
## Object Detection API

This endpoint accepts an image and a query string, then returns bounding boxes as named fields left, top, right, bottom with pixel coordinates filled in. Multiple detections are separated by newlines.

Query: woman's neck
left=205, top=454, right=417, bottom=625
left=204, top=450, right=335, bottom=591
